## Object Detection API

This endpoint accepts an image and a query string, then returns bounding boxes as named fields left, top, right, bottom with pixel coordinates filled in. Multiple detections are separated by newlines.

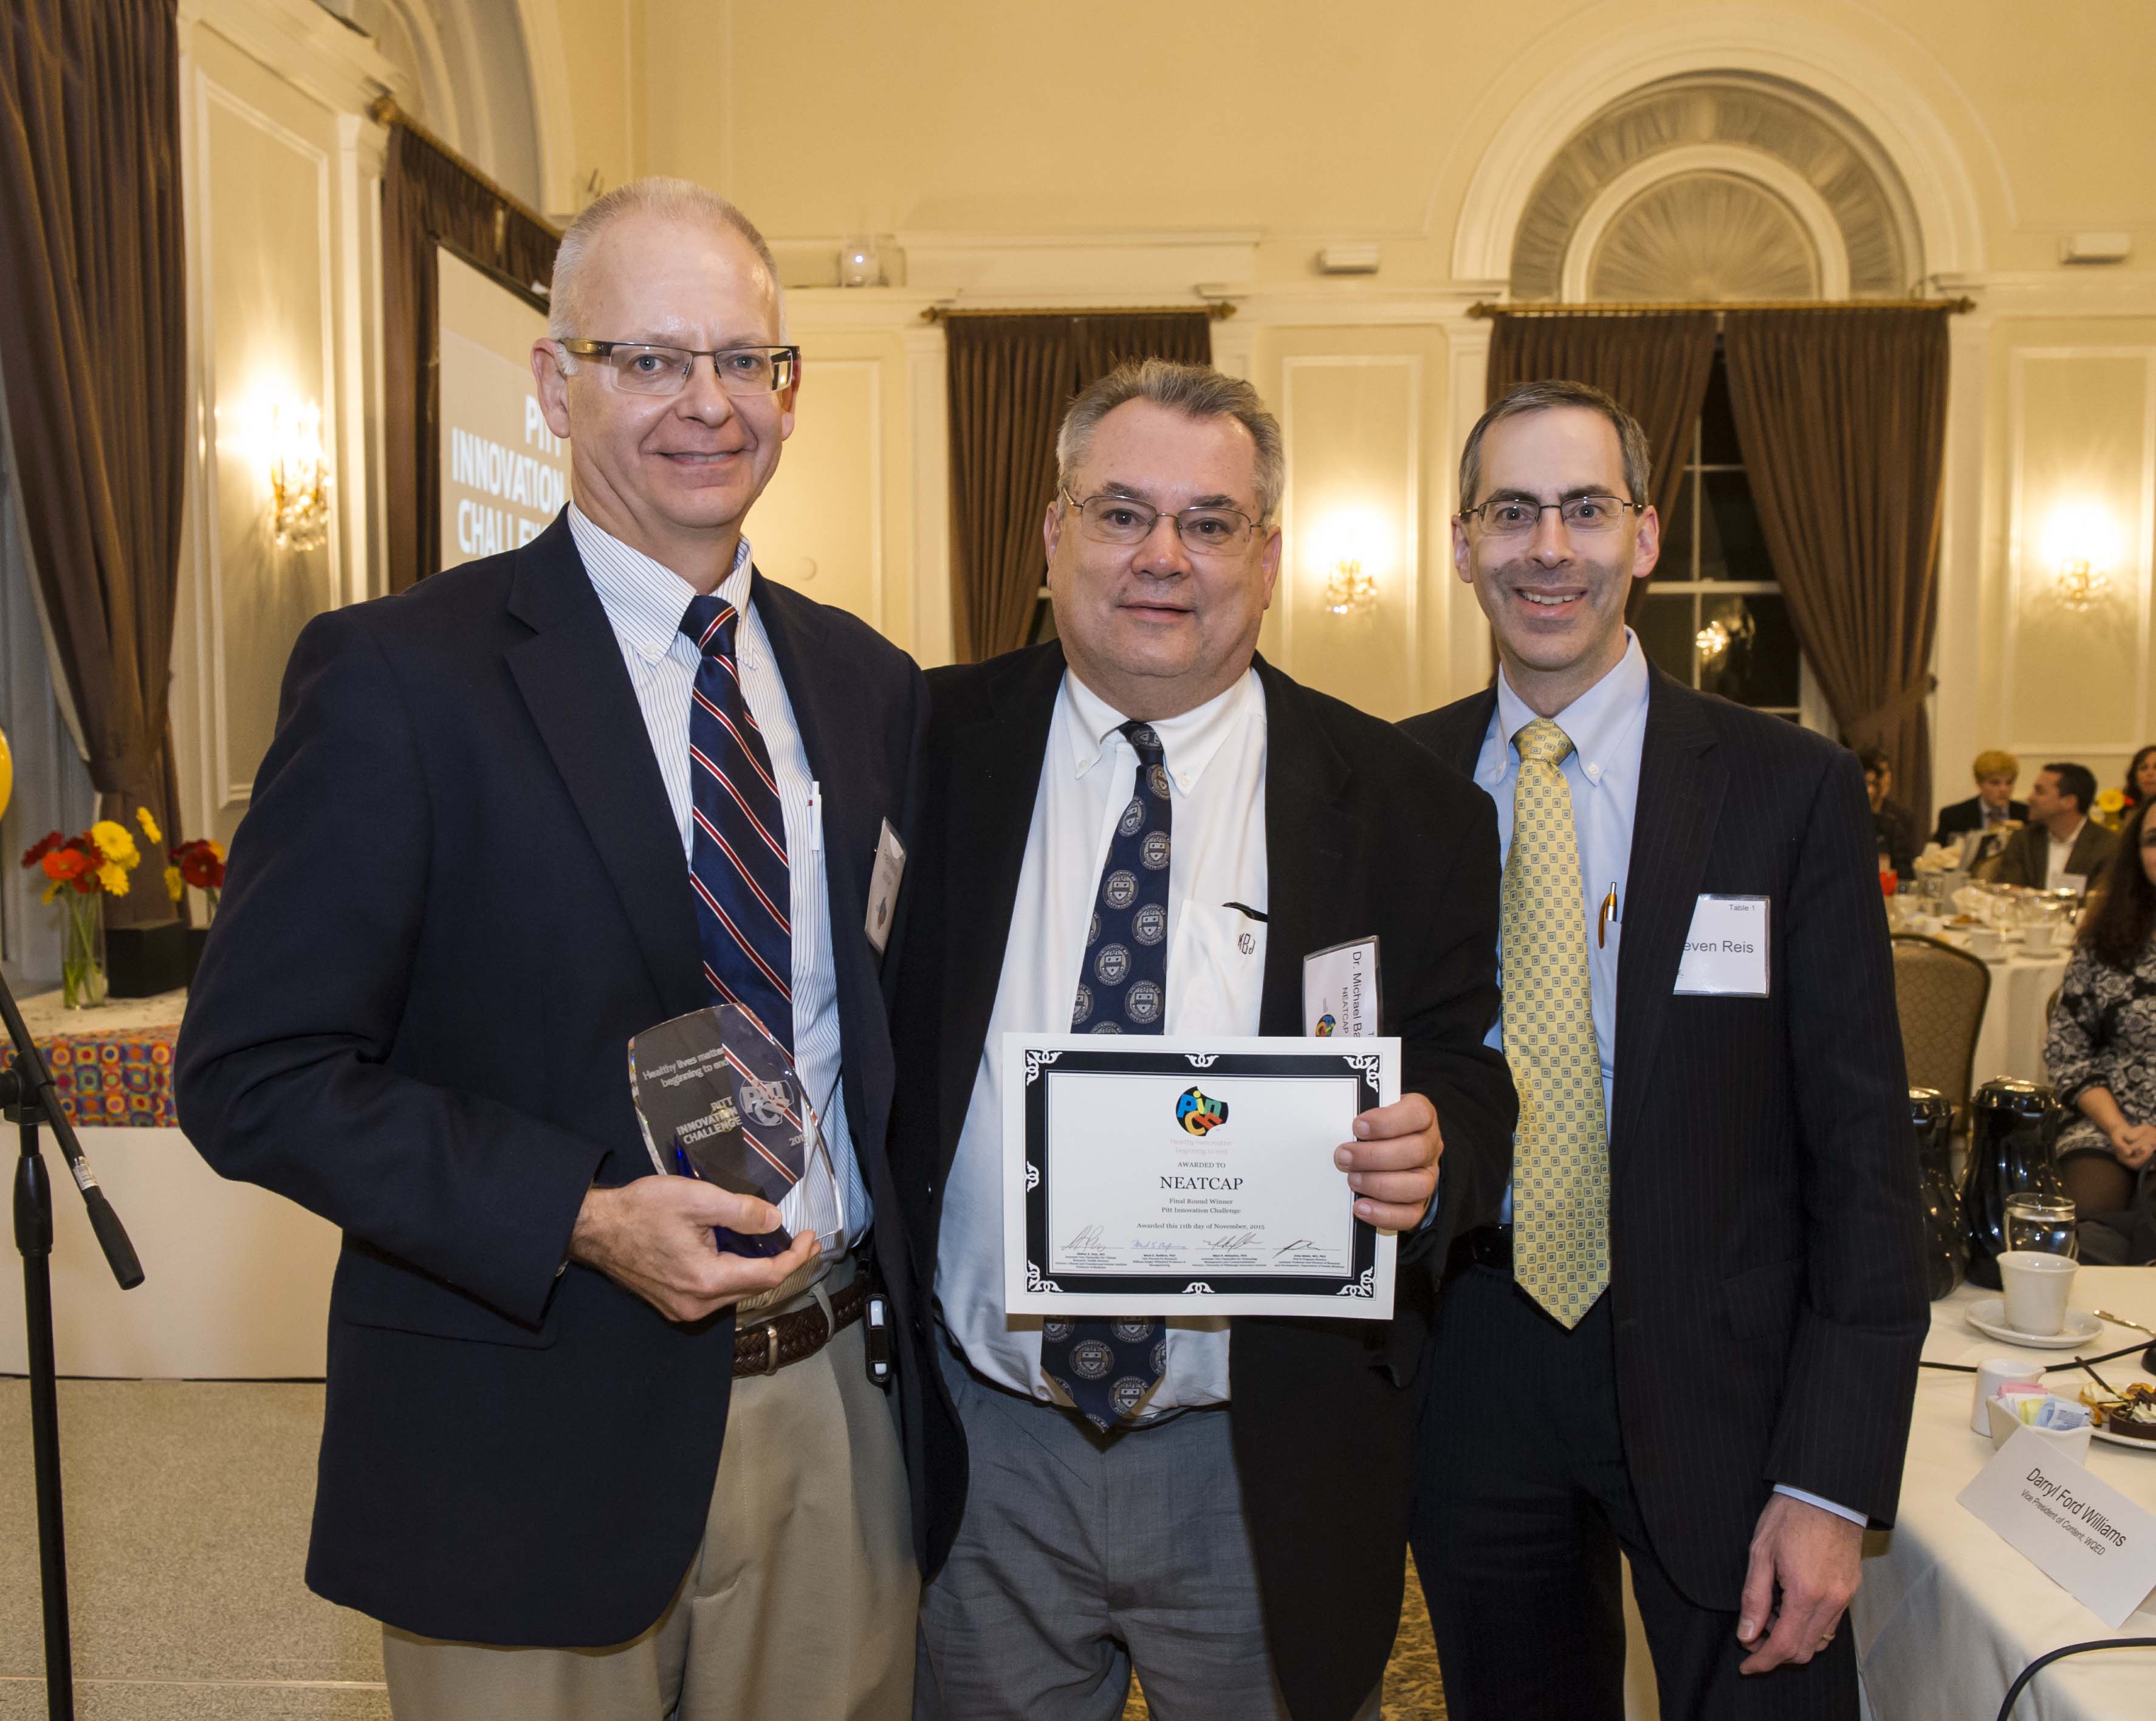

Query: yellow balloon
left=0, top=723, right=12, bottom=823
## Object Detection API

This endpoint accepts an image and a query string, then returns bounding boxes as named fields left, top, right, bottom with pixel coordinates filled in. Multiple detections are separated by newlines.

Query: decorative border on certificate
left=1001, top=1033, right=1399, bottom=1319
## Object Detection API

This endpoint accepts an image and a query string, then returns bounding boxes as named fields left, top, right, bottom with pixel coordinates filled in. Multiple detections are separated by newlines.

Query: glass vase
left=60, top=889, right=108, bottom=1009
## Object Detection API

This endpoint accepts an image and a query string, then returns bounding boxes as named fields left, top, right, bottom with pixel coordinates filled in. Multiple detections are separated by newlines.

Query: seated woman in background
left=2123, top=744, right=2156, bottom=811
left=2047, top=796, right=2156, bottom=1215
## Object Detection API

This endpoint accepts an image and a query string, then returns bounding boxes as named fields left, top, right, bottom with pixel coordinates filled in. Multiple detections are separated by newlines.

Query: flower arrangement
left=2093, top=786, right=2130, bottom=831
left=167, top=837, right=226, bottom=917
left=19, top=809, right=159, bottom=1008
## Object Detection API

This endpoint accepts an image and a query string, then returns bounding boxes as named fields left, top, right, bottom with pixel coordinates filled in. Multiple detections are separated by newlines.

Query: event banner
left=436, top=246, right=568, bottom=569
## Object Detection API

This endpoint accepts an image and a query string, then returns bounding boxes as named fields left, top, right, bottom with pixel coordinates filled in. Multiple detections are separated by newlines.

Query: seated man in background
left=1932, top=748, right=2026, bottom=848
left=179, top=179, right=930, bottom=1719
left=1860, top=747, right=1917, bottom=879
left=1996, top=761, right=2119, bottom=893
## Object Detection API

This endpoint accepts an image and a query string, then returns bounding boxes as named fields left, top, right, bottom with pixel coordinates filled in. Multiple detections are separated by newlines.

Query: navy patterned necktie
left=681, top=593, right=794, bottom=1054
left=1042, top=718, right=1171, bottom=1431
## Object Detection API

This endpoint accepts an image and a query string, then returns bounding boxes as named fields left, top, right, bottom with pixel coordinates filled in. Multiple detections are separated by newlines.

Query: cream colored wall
left=167, top=0, right=2156, bottom=836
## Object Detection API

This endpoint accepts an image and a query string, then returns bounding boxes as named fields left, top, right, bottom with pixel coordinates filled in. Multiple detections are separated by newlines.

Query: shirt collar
left=568, top=502, right=754, bottom=663
left=1061, top=665, right=1260, bottom=795
left=2052, top=817, right=2086, bottom=846
left=1489, top=630, right=1649, bottom=789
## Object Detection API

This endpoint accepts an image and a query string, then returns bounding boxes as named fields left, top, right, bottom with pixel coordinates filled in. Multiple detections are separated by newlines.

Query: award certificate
left=1002, top=1034, right=1399, bottom=1319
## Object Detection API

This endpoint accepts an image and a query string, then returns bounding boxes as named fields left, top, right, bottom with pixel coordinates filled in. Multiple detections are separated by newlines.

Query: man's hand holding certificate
left=1003, top=1033, right=1409, bottom=1318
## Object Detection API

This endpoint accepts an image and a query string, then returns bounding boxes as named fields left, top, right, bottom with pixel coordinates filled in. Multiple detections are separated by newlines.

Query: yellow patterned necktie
left=1503, top=718, right=1610, bottom=1328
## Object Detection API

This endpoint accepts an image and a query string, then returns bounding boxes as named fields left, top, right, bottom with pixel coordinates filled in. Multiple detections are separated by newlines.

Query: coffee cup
left=1997, top=1249, right=2077, bottom=1336
left=2023, top=924, right=2055, bottom=955
left=1970, top=927, right=2005, bottom=958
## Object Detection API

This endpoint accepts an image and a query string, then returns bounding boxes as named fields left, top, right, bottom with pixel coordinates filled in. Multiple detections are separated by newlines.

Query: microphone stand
left=1, top=967, right=145, bottom=1721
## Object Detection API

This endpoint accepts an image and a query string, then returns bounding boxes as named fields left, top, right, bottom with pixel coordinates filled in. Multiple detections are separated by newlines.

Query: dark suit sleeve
left=1765, top=749, right=1928, bottom=1522
left=175, top=610, right=608, bottom=1327
left=1994, top=827, right=2039, bottom=889
left=1397, top=785, right=1513, bottom=1269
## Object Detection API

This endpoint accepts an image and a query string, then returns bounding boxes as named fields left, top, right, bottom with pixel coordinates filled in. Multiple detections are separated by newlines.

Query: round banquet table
left=1852, top=1269, right=2156, bottom=1721
left=1928, top=928, right=2072, bottom=1088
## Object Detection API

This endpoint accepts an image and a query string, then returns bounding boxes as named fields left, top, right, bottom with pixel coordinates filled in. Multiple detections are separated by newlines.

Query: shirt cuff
left=1773, top=1484, right=1866, bottom=1527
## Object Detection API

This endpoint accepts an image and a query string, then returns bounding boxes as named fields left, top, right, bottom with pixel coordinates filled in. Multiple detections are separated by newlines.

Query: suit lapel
left=1610, top=670, right=1725, bottom=1161
left=1256, top=659, right=1354, bottom=1034
left=504, top=518, right=704, bottom=1019
left=938, top=646, right=1066, bottom=1156
left=752, top=571, right=893, bottom=1136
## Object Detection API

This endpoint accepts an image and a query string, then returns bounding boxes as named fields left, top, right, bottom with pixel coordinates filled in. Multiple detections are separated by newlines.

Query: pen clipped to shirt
left=1598, top=883, right=1618, bottom=949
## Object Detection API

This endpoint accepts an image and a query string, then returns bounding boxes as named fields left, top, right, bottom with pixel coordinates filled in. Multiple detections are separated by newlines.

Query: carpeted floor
left=0, top=1379, right=1443, bottom=1719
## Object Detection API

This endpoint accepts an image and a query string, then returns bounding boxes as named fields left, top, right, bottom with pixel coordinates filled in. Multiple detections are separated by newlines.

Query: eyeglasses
left=558, top=340, right=800, bottom=397
left=1062, top=489, right=1262, bottom=555
left=1460, top=495, right=1643, bottom=536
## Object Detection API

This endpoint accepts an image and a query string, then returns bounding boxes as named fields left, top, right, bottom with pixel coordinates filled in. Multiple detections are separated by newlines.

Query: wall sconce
left=1309, top=508, right=1387, bottom=619
left=263, top=399, right=331, bottom=551
left=2041, top=500, right=2120, bottom=611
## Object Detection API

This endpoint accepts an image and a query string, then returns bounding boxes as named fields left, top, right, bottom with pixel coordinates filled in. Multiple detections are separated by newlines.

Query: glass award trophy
left=627, top=1003, right=845, bottom=1258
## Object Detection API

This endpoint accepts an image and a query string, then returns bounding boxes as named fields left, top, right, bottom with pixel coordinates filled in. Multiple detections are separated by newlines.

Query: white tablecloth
left=1853, top=1269, right=2156, bottom=1721
left=1947, top=937, right=2072, bottom=1088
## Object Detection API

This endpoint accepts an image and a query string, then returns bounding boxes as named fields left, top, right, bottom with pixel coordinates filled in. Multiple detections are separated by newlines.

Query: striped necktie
left=1503, top=717, right=1609, bottom=1328
left=1040, top=719, right=1171, bottom=1431
left=681, top=593, right=794, bottom=1054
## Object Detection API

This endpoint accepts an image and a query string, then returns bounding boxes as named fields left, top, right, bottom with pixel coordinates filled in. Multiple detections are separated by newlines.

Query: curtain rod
left=922, top=302, right=1238, bottom=323
left=1469, top=297, right=1974, bottom=317
left=368, top=95, right=562, bottom=241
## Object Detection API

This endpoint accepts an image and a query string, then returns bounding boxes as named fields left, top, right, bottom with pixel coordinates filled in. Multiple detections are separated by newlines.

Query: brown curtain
left=1723, top=308, right=1949, bottom=827
left=947, top=311, right=1213, bottom=662
left=0, top=0, right=185, bottom=924
left=382, top=123, right=559, bottom=593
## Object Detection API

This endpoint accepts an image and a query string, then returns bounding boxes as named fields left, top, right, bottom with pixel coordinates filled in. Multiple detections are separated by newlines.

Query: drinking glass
left=2004, top=1192, right=2078, bottom=1259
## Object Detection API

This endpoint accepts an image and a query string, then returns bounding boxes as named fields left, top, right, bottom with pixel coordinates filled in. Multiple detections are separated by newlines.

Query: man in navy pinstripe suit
left=1402, top=381, right=1927, bottom=1720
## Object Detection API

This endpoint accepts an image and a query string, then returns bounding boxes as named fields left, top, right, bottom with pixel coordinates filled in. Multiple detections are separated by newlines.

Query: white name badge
left=1303, top=936, right=1380, bottom=1037
left=1958, top=1426, right=2156, bottom=1629
left=1672, top=895, right=1770, bottom=997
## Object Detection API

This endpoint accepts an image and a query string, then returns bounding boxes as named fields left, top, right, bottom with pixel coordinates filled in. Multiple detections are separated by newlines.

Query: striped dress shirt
left=568, top=504, right=868, bottom=1252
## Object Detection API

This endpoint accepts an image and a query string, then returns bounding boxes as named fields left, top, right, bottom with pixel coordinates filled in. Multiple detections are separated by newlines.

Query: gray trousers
left=915, top=1333, right=1325, bottom=1721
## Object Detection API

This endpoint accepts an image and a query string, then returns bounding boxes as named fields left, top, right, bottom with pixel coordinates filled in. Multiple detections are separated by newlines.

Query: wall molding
left=1450, top=5, right=1994, bottom=286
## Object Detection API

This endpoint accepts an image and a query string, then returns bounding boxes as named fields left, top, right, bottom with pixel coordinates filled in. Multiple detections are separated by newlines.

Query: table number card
left=1957, top=1426, right=2156, bottom=1628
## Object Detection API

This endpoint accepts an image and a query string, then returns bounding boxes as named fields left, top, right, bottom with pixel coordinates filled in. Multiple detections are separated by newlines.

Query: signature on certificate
left=1206, top=1231, right=1262, bottom=1250
left=1272, top=1237, right=1316, bottom=1259
left=1064, top=1225, right=1107, bottom=1251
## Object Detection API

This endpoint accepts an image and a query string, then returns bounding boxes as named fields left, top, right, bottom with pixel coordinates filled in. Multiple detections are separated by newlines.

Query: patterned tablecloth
left=0, top=988, right=187, bottom=1128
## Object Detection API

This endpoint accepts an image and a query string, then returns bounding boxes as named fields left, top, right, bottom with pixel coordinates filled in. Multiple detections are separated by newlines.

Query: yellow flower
left=137, top=806, right=163, bottom=845
left=164, top=864, right=184, bottom=902
left=91, top=820, right=139, bottom=867
left=2096, top=788, right=2127, bottom=813
left=96, top=860, right=131, bottom=896
left=208, top=839, right=226, bottom=862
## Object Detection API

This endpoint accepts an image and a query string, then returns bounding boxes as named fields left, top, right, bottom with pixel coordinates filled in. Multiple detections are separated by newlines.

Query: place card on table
left=1957, top=1425, right=2156, bottom=1628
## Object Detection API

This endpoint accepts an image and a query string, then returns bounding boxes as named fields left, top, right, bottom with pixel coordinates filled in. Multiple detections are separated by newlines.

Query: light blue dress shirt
left=1477, top=632, right=1861, bottom=1527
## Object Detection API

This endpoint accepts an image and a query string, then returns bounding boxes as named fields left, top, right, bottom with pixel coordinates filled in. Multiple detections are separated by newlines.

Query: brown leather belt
left=732, top=1271, right=869, bottom=1379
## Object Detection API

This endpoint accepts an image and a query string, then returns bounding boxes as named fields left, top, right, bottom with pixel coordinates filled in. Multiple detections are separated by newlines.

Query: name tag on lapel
left=1672, top=896, right=1770, bottom=997
left=1303, top=936, right=1381, bottom=1036
left=865, top=819, right=906, bottom=957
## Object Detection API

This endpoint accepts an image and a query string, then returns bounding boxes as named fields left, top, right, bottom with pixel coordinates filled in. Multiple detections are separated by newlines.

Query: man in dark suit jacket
left=1932, top=749, right=2027, bottom=848
left=893, top=361, right=1514, bottom=1721
left=1994, top=761, right=2120, bottom=892
left=177, top=185, right=929, bottom=1719
left=1401, top=382, right=1926, bottom=1721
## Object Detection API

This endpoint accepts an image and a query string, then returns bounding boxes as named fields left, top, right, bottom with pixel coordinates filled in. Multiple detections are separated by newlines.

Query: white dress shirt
left=1475, top=633, right=1862, bottom=1527
left=2047, top=819, right=2087, bottom=891
left=568, top=504, right=868, bottom=1254
left=937, top=667, right=1269, bottom=1414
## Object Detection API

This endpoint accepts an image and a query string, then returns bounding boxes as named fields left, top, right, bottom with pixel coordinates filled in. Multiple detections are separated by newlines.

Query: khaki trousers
left=382, top=1291, right=918, bottom=1721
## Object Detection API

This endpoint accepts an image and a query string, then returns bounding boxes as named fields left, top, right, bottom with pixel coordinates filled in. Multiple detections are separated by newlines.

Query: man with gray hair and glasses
left=890, top=358, right=1516, bottom=1720
left=1402, top=379, right=1924, bottom=1720
left=179, top=177, right=931, bottom=1717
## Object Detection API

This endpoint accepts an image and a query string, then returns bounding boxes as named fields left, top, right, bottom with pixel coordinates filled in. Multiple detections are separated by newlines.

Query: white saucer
left=2093, top=1427, right=2156, bottom=1453
left=1966, top=1297, right=2107, bottom=1350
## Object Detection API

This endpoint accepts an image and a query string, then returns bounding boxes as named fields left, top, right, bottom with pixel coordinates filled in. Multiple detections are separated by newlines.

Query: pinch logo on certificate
left=1001, top=1034, right=1400, bottom=1318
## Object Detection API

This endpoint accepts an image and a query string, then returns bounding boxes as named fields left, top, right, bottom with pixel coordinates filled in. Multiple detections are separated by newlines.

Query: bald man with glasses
left=180, top=178, right=930, bottom=1720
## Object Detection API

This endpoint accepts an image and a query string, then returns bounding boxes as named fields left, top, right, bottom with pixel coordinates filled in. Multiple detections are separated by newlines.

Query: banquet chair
left=1890, top=934, right=1993, bottom=1116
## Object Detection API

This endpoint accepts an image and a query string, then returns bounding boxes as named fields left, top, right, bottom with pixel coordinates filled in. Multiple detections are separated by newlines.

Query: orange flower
left=41, top=848, right=91, bottom=884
